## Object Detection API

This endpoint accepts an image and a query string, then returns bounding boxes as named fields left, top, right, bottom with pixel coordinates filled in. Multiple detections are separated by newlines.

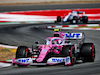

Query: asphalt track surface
left=0, top=3, right=100, bottom=75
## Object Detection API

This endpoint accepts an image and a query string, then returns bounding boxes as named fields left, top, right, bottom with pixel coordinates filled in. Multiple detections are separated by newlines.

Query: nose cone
left=36, top=49, right=48, bottom=62
left=36, top=58, right=42, bottom=62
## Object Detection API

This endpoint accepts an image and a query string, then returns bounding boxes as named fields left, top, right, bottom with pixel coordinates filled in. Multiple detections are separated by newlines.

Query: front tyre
left=16, top=46, right=30, bottom=67
left=61, top=45, right=76, bottom=65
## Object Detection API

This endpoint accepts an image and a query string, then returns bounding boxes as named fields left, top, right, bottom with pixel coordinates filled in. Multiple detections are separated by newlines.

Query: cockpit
left=45, top=37, right=63, bottom=46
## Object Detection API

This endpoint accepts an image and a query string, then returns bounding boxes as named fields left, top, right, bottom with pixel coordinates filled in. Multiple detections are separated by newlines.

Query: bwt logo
left=66, top=33, right=81, bottom=38
left=52, top=58, right=65, bottom=62
left=18, top=59, right=29, bottom=63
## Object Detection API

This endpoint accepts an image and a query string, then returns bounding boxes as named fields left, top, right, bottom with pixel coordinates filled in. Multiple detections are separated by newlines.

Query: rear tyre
left=57, top=16, right=61, bottom=22
left=16, top=46, right=30, bottom=67
left=71, top=16, right=78, bottom=24
left=81, top=43, right=95, bottom=62
left=82, top=16, right=88, bottom=23
left=61, top=45, right=76, bottom=65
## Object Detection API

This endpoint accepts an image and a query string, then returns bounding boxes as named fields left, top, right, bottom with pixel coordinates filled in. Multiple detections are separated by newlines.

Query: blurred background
left=0, top=0, right=100, bottom=5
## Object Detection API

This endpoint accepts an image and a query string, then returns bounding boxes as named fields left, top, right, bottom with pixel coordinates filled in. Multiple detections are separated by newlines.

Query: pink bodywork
left=12, top=32, right=71, bottom=65
left=53, top=31, right=65, bottom=38
left=36, top=36, right=67, bottom=62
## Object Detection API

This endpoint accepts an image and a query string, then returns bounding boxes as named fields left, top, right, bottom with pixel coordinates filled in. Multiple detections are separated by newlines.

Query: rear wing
left=77, top=11, right=85, bottom=14
left=64, top=33, right=85, bottom=40
left=77, top=11, right=85, bottom=16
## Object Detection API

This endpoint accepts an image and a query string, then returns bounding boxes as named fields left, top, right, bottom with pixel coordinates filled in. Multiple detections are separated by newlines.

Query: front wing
left=12, top=56, right=71, bottom=66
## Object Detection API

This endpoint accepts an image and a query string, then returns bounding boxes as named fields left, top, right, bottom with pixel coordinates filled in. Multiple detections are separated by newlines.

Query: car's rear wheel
left=71, top=16, right=78, bottom=24
left=57, top=16, right=61, bottom=22
left=61, top=45, right=76, bottom=65
left=16, top=46, right=30, bottom=67
left=81, top=43, right=95, bottom=62
left=82, top=16, right=88, bottom=23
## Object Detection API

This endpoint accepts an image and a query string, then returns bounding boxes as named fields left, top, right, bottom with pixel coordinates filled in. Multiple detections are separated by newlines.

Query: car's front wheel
left=16, top=46, right=31, bottom=67
left=61, top=45, right=76, bottom=65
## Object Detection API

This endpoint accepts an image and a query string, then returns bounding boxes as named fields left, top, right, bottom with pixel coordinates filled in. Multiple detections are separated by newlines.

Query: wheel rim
left=72, top=20, right=76, bottom=24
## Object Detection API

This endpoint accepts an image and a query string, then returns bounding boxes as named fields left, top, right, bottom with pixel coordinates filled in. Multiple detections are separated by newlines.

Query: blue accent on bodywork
left=52, top=58, right=65, bottom=62
left=65, top=33, right=81, bottom=38
left=18, top=59, right=29, bottom=63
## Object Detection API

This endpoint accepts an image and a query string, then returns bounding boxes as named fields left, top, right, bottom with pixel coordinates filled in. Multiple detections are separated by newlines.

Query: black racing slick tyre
left=71, top=16, right=78, bottom=24
left=16, top=46, right=30, bottom=58
left=82, top=16, right=88, bottom=23
left=61, top=45, right=76, bottom=65
left=16, top=46, right=30, bottom=67
left=81, top=43, right=95, bottom=62
left=57, top=16, right=61, bottom=22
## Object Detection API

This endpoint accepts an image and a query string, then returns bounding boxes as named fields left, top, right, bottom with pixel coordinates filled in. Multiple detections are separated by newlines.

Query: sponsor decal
left=52, top=58, right=65, bottom=62
left=66, top=57, right=70, bottom=62
left=66, top=33, right=80, bottom=37
left=65, top=33, right=82, bottom=39
left=18, top=59, right=29, bottom=63
left=65, top=56, right=71, bottom=65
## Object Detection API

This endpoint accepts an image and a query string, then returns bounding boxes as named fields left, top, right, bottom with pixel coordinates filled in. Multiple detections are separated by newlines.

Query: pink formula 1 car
left=12, top=31, right=95, bottom=67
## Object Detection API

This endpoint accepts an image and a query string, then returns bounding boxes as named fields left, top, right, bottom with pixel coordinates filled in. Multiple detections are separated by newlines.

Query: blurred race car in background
left=12, top=29, right=95, bottom=67
left=56, top=10, right=88, bottom=24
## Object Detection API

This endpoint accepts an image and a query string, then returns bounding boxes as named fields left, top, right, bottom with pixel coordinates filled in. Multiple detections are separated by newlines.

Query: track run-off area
left=0, top=3, right=100, bottom=75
